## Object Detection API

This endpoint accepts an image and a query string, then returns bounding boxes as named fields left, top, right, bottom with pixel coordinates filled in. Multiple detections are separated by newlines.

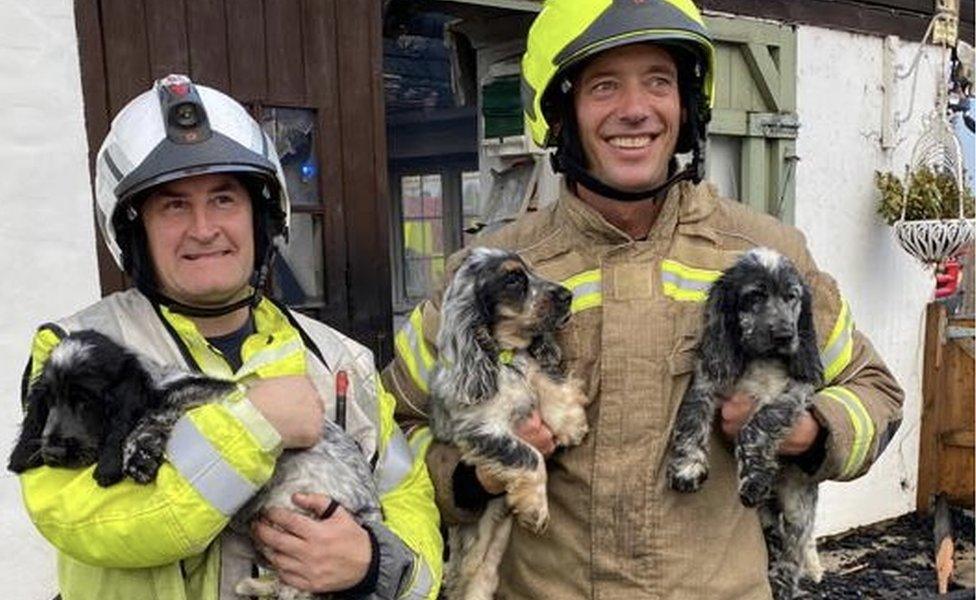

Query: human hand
left=251, top=493, right=372, bottom=593
left=247, top=376, right=323, bottom=448
left=719, top=393, right=820, bottom=456
left=475, top=409, right=555, bottom=494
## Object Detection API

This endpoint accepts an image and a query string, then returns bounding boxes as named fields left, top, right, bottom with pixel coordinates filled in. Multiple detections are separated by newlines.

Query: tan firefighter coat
left=383, top=180, right=903, bottom=600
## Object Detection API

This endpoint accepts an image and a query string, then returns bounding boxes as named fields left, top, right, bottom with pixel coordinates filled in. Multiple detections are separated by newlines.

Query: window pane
left=401, top=175, right=422, bottom=218
left=404, top=258, right=430, bottom=300
left=421, top=174, right=442, bottom=217
left=272, top=213, right=324, bottom=307
left=261, top=107, right=321, bottom=206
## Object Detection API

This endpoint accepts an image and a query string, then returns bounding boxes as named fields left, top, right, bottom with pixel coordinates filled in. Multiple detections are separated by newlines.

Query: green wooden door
left=705, top=14, right=798, bottom=223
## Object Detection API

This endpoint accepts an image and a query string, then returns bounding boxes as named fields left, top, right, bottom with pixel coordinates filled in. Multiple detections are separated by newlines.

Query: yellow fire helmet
left=522, top=0, right=716, bottom=199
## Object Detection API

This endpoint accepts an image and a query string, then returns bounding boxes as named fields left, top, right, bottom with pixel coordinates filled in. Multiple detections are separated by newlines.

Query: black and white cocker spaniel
left=666, top=247, right=824, bottom=600
left=8, top=329, right=380, bottom=600
left=430, top=247, right=590, bottom=600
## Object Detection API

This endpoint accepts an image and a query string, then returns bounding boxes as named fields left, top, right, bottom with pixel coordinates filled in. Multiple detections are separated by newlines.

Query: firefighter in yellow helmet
left=384, top=1, right=903, bottom=598
left=16, top=74, right=442, bottom=600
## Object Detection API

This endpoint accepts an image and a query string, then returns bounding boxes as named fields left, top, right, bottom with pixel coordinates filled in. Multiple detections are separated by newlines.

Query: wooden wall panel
left=336, top=0, right=392, bottom=361
left=187, top=0, right=231, bottom=90
left=302, top=0, right=348, bottom=330
left=144, top=0, right=189, bottom=78
left=100, top=0, right=152, bottom=113
left=75, top=0, right=126, bottom=296
left=265, top=0, right=306, bottom=105
left=226, top=0, right=267, bottom=101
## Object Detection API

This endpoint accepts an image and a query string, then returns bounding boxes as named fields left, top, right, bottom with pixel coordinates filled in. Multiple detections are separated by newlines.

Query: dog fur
left=666, top=247, right=824, bottom=600
left=430, top=247, right=590, bottom=600
left=8, top=329, right=379, bottom=600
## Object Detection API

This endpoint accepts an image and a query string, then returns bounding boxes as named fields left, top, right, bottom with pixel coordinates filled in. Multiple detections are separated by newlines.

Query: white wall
left=795, top=25, right=943, bottom=536
left=0, top=1, right=99, bottom=598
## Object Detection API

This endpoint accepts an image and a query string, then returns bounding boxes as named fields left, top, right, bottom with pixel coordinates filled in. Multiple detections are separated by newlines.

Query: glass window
left=259, top=106, right=326, bottom=308
left=401, top=174, right=446, bottom=301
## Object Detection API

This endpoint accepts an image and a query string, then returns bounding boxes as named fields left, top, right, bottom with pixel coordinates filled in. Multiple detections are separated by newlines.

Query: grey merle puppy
left=431, top=247, right=590, bottom=600
left=666, top=247, right=824, bottom=600
left=8, top=329, right=379, bottom=600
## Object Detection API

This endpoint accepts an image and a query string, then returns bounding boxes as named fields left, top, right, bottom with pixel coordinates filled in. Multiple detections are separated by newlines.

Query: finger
left=262, top=507, right=315, bottom=537
left=265, top=549, right=307, bottom=576
left=291, top=492, right=336, bottom=517
left=252, top=519, right=307, bottom=556
left=277, top=568, right=315, bottom=592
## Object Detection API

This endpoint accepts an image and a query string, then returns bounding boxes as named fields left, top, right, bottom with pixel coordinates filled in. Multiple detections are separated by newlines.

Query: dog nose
left=554, top=285, right=572, bottom=309
left=772, top=326, right=795, bottom=346
left=40, top=443, right=67, bottom=463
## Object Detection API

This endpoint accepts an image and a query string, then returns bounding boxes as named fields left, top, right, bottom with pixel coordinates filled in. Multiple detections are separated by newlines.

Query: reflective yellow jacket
left=19, top=290, right=442, bottom=600
left=383, top=181, right=903, bottom=600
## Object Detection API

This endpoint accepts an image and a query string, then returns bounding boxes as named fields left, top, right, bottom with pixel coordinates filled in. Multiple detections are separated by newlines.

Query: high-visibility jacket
left=383, top=181, right=903, bottom=600
left=19, top=290, right=442, bottom=600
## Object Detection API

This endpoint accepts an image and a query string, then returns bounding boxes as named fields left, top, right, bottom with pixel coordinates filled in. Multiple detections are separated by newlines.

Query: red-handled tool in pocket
left=335, top=370, right=348, bottom=431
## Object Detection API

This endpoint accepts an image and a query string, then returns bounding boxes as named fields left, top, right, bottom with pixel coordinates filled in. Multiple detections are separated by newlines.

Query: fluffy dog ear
left=699, top=273, right=744, bottom=384
left=436, top=269, right=498, bottom=404
left=8, top=382, right=50, bottom=473
left=789, top=283, right=823, bottom=385
left=93, top=359, right=156, bottom=487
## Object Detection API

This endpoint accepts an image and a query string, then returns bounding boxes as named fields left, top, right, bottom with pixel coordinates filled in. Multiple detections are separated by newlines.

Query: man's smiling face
left=573, top=43, right=683, bottom=193
left=142, top=173, right=255, bottom=307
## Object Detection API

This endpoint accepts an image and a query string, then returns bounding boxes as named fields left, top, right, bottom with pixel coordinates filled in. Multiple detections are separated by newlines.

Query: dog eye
left=504, top=271, right=527, bottom=290
left=742, top=290, right=764, bottom=305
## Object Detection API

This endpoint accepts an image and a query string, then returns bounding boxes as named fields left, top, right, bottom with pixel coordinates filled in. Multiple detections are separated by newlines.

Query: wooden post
left=917, top=302, right=975, bottom=514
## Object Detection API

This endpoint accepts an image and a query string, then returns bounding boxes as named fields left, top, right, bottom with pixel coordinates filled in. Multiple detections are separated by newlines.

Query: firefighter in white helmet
left=16, top=75, right=441, bottom=600
left=384, top=1, right=903, bottom=599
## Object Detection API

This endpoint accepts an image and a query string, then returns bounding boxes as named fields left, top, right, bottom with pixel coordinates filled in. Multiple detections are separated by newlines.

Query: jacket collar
left=556, top=180, right=719, bottom=246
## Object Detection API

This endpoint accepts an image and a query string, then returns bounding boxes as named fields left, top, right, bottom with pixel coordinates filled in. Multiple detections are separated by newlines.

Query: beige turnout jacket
left=383, top=181, right=903, bottom=600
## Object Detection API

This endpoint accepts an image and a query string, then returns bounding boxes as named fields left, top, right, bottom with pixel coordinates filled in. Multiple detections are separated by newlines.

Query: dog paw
left=738, top=474, right=773, bottom=507
left=668, top=459, right=709, bottom=493
left=235, top=575, right=279, bottom=597
left=553, top=411, right=589, bottom=448
left=93, top=464, right=124, bottom=488
left=513, top=500, right=549, bottom=534
left=123, top=446, right=163, bottom=484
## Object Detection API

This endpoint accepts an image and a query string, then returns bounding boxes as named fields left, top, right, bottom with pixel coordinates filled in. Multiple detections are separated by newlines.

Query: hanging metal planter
left=893, top=108, right=974, bottom=265
left=889, top=4, right=974, bottom=266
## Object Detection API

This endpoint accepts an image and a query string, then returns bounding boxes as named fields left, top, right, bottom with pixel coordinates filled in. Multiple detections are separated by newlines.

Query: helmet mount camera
left=157, top=75, right=213, bottom=145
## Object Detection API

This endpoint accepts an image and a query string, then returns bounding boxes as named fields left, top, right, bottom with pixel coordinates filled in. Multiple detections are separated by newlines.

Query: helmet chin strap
left=553, top=146, right=701, bottom=203
left=161, top=291, right=259, bottom=319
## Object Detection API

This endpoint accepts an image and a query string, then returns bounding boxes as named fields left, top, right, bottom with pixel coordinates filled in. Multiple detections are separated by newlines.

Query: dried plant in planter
left=875, top=167, right=975, bottom=226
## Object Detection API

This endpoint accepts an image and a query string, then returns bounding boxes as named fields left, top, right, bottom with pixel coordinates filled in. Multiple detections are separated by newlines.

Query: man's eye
left=214, top=194, right=238, bottom=207
left=591, top=80, right=617, bottom=94
left=163, top=199, right=188, bottom=211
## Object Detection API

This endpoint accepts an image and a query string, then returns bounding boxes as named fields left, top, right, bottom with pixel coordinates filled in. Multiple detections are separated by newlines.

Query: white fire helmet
left=93, top=74, right=290, bottom=298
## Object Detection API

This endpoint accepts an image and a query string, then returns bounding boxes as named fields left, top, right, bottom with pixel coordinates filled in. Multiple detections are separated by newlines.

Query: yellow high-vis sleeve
left=375, top=381, right=443, bottom=600
left=18, top=330, right=280, bottom=568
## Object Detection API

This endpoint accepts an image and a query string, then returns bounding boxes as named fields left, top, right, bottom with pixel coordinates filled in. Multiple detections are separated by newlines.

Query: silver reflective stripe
left=167, top=416, right=258, bottom=517
left=572, top=280, right=601, bottom=298
left=376, top=428, right=413, bottom=496
left=660, top=270, right=712, bottom=291
left=398, top=559, right=434, bottom=600
left=402, top=320, right=432, bottom=388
